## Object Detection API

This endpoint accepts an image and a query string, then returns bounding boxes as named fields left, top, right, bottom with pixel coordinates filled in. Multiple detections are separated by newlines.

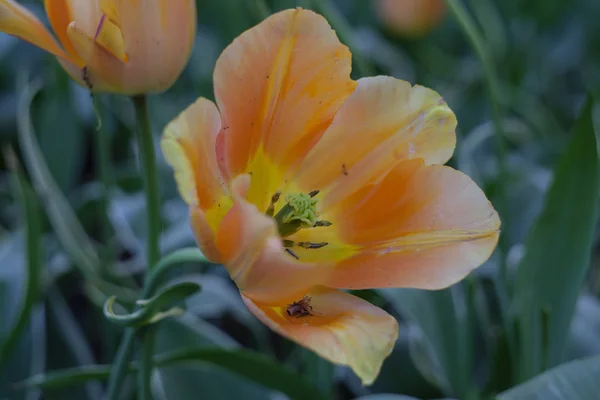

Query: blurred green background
left=1, top=0, right=600, bottom=399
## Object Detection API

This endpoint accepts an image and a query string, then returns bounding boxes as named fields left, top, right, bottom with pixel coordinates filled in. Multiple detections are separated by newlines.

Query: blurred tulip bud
left=0, top=0, right=196, bottom=95
left=375, top=0, right=446, bottom=38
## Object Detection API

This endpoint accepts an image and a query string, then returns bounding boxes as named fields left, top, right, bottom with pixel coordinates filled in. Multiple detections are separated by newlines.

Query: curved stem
left=144, top=248, right=207, bottom=296
left=0, top=172, right=41, bottom=366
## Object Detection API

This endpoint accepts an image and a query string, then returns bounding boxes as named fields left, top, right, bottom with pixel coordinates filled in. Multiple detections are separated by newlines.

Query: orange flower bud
left=375, top=0, right=446, bottom=37
left=0, top=0, right=196, bottom=94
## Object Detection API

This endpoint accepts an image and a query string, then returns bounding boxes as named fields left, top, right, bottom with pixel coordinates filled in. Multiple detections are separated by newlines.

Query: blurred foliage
left=1, top=0, right=600, bottom=399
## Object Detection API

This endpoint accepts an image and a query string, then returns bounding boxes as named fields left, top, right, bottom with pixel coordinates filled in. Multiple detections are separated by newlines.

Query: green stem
left=251, top=0, right=270, bottom=20
left=138, top=328, right=155, bottom=400
left=0, top=172, right=41, bottom=366
left=131, top=94, right=161, bottom=400
left=104, top=249, right=207, bottom=399
left=92, top=95, right=114, bottom=265
left=132, top=94, right=161, bottom=270
left=106, top=329, right=137, bottom=399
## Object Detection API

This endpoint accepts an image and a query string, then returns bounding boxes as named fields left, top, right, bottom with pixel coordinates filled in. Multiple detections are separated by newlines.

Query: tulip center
left=266, top=190, right=332, bottom=259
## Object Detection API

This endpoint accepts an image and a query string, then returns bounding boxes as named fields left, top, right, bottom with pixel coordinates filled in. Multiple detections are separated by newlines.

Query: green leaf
left=514, top=97, right=600, bottom=380
left=154, top=348, right=328, bottom=400
left=18, top=348, right=327, bottom=400
left=104, top=282, right=201, bottom=327
left=16, top=80, right=99, bottom=279
left=380, top=287, right=473, bottom=397
left=498, top=355, right=600, bottom=400
left=0, top=171, right=42, bottom=366
left=35, top=84, right=85, bottom=192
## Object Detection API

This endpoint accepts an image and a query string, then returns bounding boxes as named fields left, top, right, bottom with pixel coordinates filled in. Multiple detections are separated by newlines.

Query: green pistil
left=274, top=192, right=319, bottom=237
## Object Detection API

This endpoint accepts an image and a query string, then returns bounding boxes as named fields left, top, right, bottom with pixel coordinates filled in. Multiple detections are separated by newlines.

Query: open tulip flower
left=0, top=0, right=196, bottom=94
left=162, top=8, right=500, bottom=385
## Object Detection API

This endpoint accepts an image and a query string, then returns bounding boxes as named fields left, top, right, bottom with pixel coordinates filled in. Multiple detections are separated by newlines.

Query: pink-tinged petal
left=292, top=76, right=456, bottom=209
left=326, top=159, right=500, bottom=290
left=242, top=286, right=398, bottom=385
left=216, top=176, right=332, bottom=305
left=0, top=0, right=69, bottom=61
left=213, top=8, right=356, bottom=210
left=161, top=97, right=228, bottom=211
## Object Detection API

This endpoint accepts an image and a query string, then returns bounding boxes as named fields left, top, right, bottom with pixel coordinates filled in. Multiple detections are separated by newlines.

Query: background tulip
left=0, top=0, right=196, bottom=94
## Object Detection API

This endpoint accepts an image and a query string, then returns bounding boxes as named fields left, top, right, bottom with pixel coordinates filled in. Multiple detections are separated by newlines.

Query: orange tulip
left=162, top=8, right=499, bottom=384
left=375, top=0, right=446, bottom=37
left=0, top=0, right=196, bottom=94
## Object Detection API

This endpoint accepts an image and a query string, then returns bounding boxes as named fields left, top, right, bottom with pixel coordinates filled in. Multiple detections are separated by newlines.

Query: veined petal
left=161, top=97, right=229, bottom=212
left=242, top=286, right=398, bottom=385
left=44, top=0, right=87, bottom=66
left=293, top=76, right=456, bottom=210
left=66, top=20, right=125, bottom=90
left=215, top=176, right=331, bottom=305
left=214, top=8, right=356, bottom=211
left=326, top=159, right=500, bottom=290
left=0, top=0, right=68, bottom=60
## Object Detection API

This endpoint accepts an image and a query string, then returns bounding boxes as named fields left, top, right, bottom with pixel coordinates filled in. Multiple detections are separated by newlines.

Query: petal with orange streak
left=44, top=0, right=85, bottom=66
left=326, top=159, right=500, bottom=290
left=242, top=286, right=398, bottom=385
left=0, top=0, right=68, bottom=60
left=215, top=176, right=332, bottom=306
left=213, top=8, right=356, bottom=210
left=161, top=97, right=229, bottom=212
left=293, top=76, right=456, bottom=209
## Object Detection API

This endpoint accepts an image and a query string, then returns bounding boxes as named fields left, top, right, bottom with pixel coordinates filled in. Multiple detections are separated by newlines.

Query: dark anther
left=282, top=239, right=295, bottom=248
left=266, top=190, right=282, bottom=217
left=297, top=242, right=328, bottom=249
left=271, top=191, right=282, bottom=203
left=285, top=248, right=300, bottom=259
left=314, top=220, right=332, bottom=227
left=308, top=190, right=320, bottom=198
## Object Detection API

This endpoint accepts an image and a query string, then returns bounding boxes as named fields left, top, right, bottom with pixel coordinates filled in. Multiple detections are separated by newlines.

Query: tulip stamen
left=266, top=191, right=282, bottom=217
left=297, top=242, right=329, bottom=249
left=285, top=248, right=300, bottom=260
left=314, top=220, right=332, bottom=227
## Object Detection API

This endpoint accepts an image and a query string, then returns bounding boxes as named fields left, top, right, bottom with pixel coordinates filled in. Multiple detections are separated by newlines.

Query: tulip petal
left=43, top=0, right=85, bottom=66
left=161, top=97, right=229, bottom=212
left=293, top=76, right=456, bottom=209
left=215, top=176, right=332, bottom=305
left=189, top=206, right=222, bottom=263
left=0, top=0, right=68, bottom=60
left=214, top=8, right=356, bottom=210
left=242, top=286, right=398, bottom=385
left=66, top=21, right=124, bottom=90
left=326, top=159, right=499, bottom=290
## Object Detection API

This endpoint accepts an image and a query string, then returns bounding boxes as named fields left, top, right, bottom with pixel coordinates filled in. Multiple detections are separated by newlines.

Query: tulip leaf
left=497, top=355, right=600, bottom=400
left=16, top=80, right=99, bottom=279
left=514, top=97, right=600, bottom=380
left=17, top=348, right=327, bottom=400
left=103, top=282, right=201, bottom=327
left=0, top=170, right=41, bottom=366
left=380, top=287, right=473, bottom=398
